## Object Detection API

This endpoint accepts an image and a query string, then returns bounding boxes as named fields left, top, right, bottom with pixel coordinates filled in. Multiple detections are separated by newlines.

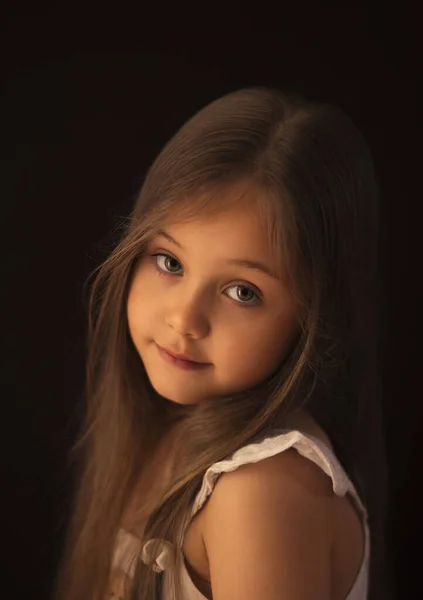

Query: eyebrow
left=156, top=229, right=280, bottom=281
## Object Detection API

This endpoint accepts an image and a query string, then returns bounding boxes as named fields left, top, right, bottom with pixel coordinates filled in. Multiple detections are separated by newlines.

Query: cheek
left=218, top=316, right=296, bottom=379
left=126, top=274, right=156, bottom=338
left=126, top=289, right=141, bottom=343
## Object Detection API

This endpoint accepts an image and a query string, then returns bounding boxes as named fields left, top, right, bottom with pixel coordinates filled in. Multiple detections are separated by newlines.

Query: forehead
left=162, top=190, right=273, bottom=258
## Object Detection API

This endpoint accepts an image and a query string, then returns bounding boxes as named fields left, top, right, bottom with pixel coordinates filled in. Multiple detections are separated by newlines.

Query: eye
left=225, top=284, right=261, bottom=305
left=152, top=253, right=183, bottom=275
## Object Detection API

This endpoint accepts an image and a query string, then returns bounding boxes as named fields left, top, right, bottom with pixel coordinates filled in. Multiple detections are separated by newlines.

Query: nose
left=165, top=285, right=210, bottom=339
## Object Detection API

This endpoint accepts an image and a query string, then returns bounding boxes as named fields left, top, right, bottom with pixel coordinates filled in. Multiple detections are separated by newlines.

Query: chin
left=148, top=380, right=201, bottom=406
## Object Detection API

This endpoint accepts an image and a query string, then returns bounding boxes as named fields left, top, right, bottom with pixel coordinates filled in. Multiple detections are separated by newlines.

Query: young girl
left=55, top=87, right=390, bottom=600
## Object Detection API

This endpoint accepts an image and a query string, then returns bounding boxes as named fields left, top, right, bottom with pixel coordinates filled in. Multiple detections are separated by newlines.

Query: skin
left=127, top=198, right=300, bottom=406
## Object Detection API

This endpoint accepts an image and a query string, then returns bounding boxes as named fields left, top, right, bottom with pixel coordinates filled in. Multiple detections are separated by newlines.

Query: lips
left=156, top=343, right=211, bottom=370
left=159, top=344, right=205, bottom=364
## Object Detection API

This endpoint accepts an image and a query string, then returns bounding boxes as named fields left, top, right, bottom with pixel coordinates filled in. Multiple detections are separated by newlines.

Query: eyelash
left=149, top=252, right=262, bottom=306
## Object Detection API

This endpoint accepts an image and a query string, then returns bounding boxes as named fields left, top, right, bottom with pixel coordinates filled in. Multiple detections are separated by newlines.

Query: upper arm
left=202, top=449, right=334, bottom=600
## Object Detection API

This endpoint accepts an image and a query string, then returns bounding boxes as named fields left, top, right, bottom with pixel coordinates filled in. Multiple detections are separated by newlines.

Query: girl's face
left=127, top=197, right=300, bottom=405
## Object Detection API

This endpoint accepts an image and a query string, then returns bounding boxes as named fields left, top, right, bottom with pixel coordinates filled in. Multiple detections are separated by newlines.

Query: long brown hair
left=55, top=87, right=390, bottom=599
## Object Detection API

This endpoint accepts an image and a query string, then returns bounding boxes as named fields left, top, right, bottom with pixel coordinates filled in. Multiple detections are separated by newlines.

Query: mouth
left=156, top=343, right=211, bottom=371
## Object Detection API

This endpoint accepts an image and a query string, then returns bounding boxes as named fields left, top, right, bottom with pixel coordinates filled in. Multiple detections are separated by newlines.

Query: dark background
left=3, top=3, right=420, bottom=599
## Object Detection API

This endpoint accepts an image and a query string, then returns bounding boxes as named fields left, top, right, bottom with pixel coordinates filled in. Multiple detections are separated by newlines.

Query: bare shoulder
left=209, top=447, right=335, bottom=507
left=202, top=449, right=334, bottom=600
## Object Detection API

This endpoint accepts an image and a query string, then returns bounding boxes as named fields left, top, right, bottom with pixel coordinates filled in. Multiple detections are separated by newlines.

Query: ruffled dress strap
left=189, top=428, right=361, bottom=522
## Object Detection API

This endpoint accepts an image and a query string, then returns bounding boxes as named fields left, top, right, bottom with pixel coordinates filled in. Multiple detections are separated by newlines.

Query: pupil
left=166, top=257, right=179, bottom=272
left=238, top=286, right=252, bottom=301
